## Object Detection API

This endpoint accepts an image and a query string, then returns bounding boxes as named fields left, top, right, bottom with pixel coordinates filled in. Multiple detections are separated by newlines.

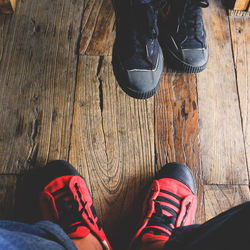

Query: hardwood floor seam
left=228, top=16, right=250, bottom=183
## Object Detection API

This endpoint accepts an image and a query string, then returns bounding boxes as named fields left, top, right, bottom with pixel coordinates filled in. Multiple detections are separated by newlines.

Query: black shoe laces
left=178, top=0, right=209, bottom=37
left=52, top=183, right=93, bottom=234
left=149, top=202, right=176, bottom=234
left=123, top=0, right=167, bottom=63
left=145, top=188, right=191, bottom=237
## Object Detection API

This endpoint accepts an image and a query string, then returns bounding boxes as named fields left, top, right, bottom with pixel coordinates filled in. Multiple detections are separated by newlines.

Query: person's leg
left=72, top=233, right=102, bottom=250
left=165, top=201, right=250, bottom=250
left=129, top=162, right=197, bottom=250
left=0, top=220, right=77, bottom=249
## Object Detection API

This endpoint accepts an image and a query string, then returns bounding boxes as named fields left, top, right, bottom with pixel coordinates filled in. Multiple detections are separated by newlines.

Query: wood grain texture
left=197, top=0, right=248, bottom=184
left=0, top=0, right=16, bottom=14
left=69, top=55, right=155, bottom=248
left=0, top=175, right=16, bottom=220
left=229, top=9, right=250, bottom=17
left=155, top=73, right=204, bottom=223
left=79, top=0, right=115, bottom=55
left=0, top=0, right=84, bottom=173
left=204, top=185, right=250, bottom=220
left=234, top=0, right=249, bottom=11
left=230, top=17, right=250, bottom=182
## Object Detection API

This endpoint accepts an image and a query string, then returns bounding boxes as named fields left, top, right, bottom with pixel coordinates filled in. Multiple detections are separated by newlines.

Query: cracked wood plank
left=69, top=55, right=155, bottom=248
left=229, top=16, right=250, bottom=181
left=204, top=185, right=250, bottom=221
left=197, top=0, right=248, bottom=184
left=155, top=73, right=205, bottom=224
left=0, top=0, right=84, bottom=173
left=79, top=0, right=115, bottom=55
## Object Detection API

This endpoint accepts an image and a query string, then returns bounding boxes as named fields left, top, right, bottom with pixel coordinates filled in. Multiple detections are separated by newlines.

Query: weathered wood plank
left=155, top=73, right=204, bottom=223
left=229, top=17, right=250, bottom=182
left=204, top=184, right=250, bottom=221
left=197, top=0, right=248, bottom=184
left=69, top=55, right=155, bottom=248
left=0, top=0, right=84, bottom=173
left=234, top=0, right=249, bottom=11
left=0, top=175, right=16, bottom=220
left=0, top=0, right=16, bottom=14
left=79, top=0, right=115, bottom=55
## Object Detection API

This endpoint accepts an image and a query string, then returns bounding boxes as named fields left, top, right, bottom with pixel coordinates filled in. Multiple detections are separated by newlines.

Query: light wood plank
left=197, top=0, right=248, bottom=184
left=234, top=0, right=249, bottom=11
left=229, top=17, right=250, bottom=182
left=204, top=184, right=250, bottom=221
left=0, top=175, right=16, bottom=220
left=0, top=0, right=84, bottom=173
left=79, top=0, right=115, bottom=55
left=0, top=0, right=16, bottom=14
left=69, top=55, right=155, bottom=247
left=155, top=73, right=204, bottom=223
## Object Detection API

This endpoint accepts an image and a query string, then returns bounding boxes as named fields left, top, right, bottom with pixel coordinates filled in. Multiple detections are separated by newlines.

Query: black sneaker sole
left=165, top=45, right=209, bottom=74
left=112, top=48, right=164, bottom=99
left=116, top=74, right=162, bottom=99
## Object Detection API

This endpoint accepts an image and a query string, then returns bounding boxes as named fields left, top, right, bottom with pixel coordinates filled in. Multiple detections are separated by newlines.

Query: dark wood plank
left=69, top=55, right=155, bottom=248
left=79, top=0, right=115, bottom=55
left=0, top=0, right=16, bottom=14
left=0, top=0, right=84, bottom=173
left=0, top=175, right=16, bottom=220
left=155, top=73, right=204, bottom=223
left=204, top=184, right=250, bottom=220
left=197, top=0, right=248, bottom=184
left=229, top=16, right=250, bottom=181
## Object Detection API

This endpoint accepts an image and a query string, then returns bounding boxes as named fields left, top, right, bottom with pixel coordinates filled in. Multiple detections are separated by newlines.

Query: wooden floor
left=0, top=0, right=249, bottom=248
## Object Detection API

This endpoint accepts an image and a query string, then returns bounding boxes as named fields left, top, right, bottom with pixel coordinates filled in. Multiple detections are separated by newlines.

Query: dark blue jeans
left=165, top=202, right=250, bottom=250
left=0, top=220, right=76, bottom=249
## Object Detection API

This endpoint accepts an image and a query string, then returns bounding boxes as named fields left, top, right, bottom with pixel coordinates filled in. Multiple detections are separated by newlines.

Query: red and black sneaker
left=39, top=160, right=112, bottom=250
left=130, top=162, right=197, bottom=249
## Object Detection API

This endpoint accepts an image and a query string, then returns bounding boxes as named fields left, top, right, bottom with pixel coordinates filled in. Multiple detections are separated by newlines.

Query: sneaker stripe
left=142, top=227, right=171, bottom=237
left=90, top=204, right=97, bottom=218
left=56, top=192, right=72, bottom=200
left=147, top=221, right=173, bottom=233
left=96, top=219, right=102, bottom=230
left=160, top=205, right=178, bottom=218
left=51, top=186, right=69, bottom=196
left=144, top=225, right=172, bottom=237
left=159, top=189, right=182, bottom=201
left=156, top=196, right=180, bottom=209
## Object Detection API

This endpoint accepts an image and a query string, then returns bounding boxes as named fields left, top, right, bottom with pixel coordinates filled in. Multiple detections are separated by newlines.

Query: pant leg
left=165, top=201, right=250, bottom=250
left=0, top=220, right=77, bottom=250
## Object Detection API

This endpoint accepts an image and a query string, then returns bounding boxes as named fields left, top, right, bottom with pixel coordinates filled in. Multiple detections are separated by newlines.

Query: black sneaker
left=159, top=0, right=209, bottom=73
left=112, top=0, right=166, bottom=99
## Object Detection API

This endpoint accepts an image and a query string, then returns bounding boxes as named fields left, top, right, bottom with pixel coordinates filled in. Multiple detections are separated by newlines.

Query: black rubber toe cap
left=127, top=69, right=160, bottom=93
left=126, top=50, right=164, bottom=94
left=156, top=162, right=197, bottom=195
left=35, top=160, right=81, bottom=192
left=182, top=48, right=208, bottom=67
